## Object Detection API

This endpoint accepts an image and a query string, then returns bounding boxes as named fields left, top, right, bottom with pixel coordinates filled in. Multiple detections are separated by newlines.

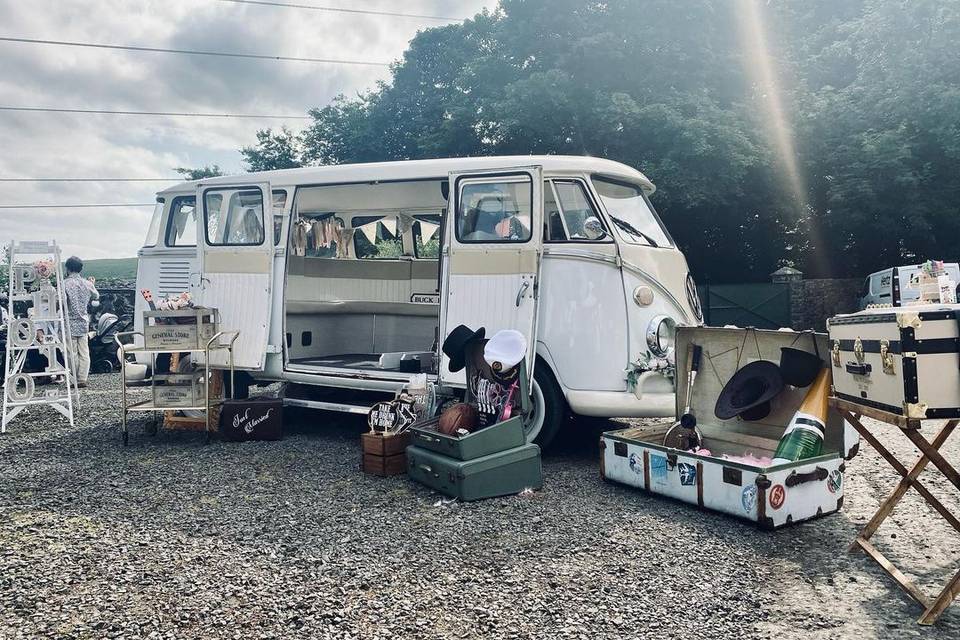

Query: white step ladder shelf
left=2, top=240, right=78, bottom=432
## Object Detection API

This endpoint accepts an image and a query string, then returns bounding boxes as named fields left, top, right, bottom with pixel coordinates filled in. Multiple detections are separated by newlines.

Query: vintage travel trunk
left=219, top=397, right=283, bottom=441
left=828, top=304, right=960, bottom=419
left=406, top=444, right=542, bottom=501
left=601, top=327, right=859, bottom=529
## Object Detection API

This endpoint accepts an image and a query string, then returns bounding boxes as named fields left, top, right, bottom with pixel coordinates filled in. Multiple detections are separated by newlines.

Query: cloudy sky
left=0, top=0, right=494, bottom=259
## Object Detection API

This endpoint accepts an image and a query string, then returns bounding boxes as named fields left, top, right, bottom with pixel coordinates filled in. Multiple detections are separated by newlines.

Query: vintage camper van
left=135, top=156, right=703, bottom=446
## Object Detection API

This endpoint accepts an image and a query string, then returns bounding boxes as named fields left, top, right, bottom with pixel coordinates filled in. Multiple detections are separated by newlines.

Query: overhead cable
left=0, top=106, right=310, bottom=119
left=0, top=178, right=180, bottom=182
left=0, top=203, right=157, bottom=209
left=214, top=0, right=467, bottom=21
left=0, top=36, right=391, bottom=66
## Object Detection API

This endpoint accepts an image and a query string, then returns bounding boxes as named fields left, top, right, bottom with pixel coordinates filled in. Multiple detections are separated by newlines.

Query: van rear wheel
left=525, top=363, right=566, bottom=449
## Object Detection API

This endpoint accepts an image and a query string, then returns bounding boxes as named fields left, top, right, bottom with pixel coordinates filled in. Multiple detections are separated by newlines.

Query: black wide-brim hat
left=442, top=325, right=486, bottom=373
left=779, top=347, right=823, bottom=388
left=714, top=360, right=784, bottom=421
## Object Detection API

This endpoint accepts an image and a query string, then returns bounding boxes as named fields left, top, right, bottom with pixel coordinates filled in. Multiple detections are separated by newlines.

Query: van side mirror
left=583, top=217, right=607, bottom=241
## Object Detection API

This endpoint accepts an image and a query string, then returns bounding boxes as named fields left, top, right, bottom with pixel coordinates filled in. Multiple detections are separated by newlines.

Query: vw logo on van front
left=686, top=273, right=703, bottom=323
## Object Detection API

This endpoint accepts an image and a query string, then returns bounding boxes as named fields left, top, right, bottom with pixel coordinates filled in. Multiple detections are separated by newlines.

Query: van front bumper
left=566, top=388, right=674, bottom=417
left=565, top=370, right=675, bottom=418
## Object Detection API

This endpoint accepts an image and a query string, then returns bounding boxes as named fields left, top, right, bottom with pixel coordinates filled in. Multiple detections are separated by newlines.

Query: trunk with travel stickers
left=600, top=326, right=860, bottom=529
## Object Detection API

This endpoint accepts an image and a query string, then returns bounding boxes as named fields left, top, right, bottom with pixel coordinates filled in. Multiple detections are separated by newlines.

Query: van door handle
left=516, top=280, right=530, bottom=307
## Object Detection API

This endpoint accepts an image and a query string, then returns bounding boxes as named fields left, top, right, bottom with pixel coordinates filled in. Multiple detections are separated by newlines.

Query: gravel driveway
left=1, top=374, right=958, bottom=639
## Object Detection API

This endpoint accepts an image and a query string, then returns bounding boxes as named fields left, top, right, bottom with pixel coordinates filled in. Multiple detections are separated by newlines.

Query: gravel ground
left=1, top=373, right=958, bottom=639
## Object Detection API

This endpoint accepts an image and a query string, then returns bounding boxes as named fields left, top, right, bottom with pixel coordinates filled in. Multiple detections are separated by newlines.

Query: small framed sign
left=368, top=397, right=418, bottom=433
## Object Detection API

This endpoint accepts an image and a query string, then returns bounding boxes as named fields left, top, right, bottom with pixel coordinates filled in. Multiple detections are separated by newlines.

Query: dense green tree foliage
left=239, top=0, right=960, bottom=281
left=174, top=165, right=224, bottom=180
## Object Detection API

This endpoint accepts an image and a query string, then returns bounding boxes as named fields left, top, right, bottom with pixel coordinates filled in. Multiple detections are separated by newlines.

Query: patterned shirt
left=63, top=273, right=99, bottom=338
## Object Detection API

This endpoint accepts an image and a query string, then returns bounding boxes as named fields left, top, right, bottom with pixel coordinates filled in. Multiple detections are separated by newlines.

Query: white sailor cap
left=483, top=329, right=527, bottom=373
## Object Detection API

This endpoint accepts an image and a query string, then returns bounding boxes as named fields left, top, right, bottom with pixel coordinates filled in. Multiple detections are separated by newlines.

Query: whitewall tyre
left=527, top=363, right=566, bottom=449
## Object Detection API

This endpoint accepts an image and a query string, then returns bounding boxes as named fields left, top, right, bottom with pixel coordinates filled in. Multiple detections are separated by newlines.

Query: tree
left=241, top=127, right=304, bottom=171
left=236, top=0, right=960, bottom=280
left=174, top=165, right=224, bottom=180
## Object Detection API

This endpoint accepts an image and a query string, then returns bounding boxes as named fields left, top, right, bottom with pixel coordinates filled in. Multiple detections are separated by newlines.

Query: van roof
left=157, top=155, right=655, bottom=196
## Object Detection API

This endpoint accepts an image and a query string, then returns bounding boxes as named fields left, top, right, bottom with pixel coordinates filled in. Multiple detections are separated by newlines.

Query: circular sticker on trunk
left=769, top=484, right=786, bottom=510
left=827, top=469, right=843, bottom=494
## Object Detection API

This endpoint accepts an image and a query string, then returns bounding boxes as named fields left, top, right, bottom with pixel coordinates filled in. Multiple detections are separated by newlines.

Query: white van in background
left=134, top=156, right=703, bottom=446
left=858, top=263, right=960, bottom=309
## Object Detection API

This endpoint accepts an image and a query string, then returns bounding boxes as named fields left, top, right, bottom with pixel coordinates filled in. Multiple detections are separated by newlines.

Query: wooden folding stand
left=831, top=397, right=960, bottom=625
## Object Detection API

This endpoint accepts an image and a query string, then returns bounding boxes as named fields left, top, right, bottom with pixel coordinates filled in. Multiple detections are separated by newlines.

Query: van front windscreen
left=143, top=200, right=163, bottom=247
left=592, top=176, right=673, bottom=248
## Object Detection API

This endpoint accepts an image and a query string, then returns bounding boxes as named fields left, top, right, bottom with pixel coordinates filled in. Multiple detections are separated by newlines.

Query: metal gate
left=697, top=283, right=791, bottom=329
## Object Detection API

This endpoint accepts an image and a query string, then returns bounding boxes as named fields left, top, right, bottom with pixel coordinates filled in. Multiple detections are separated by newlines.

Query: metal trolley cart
left=114, top=329, right=239, bottom=445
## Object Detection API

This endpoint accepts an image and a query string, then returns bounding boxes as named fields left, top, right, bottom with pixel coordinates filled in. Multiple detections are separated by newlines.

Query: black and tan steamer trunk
left=828, top=304, right=960, bottom=419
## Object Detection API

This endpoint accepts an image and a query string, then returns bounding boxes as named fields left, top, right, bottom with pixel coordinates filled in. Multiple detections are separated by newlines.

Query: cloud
left=0, top=0, right=493, bottom=259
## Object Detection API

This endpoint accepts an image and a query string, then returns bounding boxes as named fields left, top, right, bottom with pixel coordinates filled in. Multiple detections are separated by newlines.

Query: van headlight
left=646, top=315, right=677, bottom=357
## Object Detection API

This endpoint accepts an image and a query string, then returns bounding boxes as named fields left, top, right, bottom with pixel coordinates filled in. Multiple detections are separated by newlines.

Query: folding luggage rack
left=832, top=397, right=960, bottom=625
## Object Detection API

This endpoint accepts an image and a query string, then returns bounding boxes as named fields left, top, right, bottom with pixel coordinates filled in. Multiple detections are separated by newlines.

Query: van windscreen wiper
left=609, top=216, right=659, bottom=247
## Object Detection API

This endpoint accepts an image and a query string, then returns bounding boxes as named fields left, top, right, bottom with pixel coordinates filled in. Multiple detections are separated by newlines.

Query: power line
left=0, top=36, right=391, bottom=66
left=0, top=178, right=181, bottom=183
left=0, top=106, right=310, bottom=119
left=0, top=203, right=156, bottom=209
left=215, top=0, right=467, bottom=21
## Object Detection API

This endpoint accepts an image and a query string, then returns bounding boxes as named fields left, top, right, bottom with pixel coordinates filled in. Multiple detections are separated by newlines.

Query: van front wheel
left=525, top=363, right=566, bottom=449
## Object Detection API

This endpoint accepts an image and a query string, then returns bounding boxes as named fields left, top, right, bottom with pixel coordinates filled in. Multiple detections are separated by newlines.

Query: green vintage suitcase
left=408, top=414, right=526, bottom=460
left=406, top=444, right=543, bottom=501
left=408, top=343, right=531, bottom=460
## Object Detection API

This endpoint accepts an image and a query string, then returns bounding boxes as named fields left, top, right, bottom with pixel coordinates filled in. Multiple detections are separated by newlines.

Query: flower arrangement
left=625, top=350, right=675, bottom=391
left=33, top=259, right=54, bottom=279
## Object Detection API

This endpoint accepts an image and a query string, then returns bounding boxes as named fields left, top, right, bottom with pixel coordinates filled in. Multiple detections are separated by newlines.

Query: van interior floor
left=288, top=354, right=434, bottom=374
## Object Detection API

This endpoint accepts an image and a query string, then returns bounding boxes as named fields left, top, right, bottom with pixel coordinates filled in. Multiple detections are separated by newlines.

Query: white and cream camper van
left=135, top=156, right=703, bottom=445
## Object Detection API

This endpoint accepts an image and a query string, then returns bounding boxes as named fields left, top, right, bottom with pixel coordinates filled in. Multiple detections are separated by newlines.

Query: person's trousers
left=68, top=335, right=91, bottom=384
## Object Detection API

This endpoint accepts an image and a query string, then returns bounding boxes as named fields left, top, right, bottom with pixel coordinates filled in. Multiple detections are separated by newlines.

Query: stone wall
left=789, top=278, right=861, bottom=331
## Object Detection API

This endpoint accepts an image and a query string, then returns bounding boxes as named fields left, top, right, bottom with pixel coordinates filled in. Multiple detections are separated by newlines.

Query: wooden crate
left=162, top=353, right=223, bottom=432
left=152, top=373, right=204, bottom=408
left=361, top=432, right=411, bottom=477
left=361, top=431, right=411, bottom=456
left=143, top=308, right=218, bottom=350
left=362, top=452, right=408, bottom=477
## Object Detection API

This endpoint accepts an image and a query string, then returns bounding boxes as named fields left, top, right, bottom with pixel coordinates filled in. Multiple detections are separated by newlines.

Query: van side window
left=204, top=188, right=265, bottom=246
left=165, top=196, right=197, bottom=247
left=544, top=179, right=608, bottom=242
left=545, top=181, right=566, bottom=241
left=293, top=212, right=340, bottom=258
left=413, top=214, right=442, bottom=258
left=352, top=215, right=402, bottom=259
left=456, top=176, right=532, bottom=243
left=272, top=190, right=288, bottom=246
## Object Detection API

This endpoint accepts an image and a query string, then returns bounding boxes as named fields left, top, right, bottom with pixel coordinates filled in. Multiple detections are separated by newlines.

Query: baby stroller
left=88, top=313, right=133, bottom=374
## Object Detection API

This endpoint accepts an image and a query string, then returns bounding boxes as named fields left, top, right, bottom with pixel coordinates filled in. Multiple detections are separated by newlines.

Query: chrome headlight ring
left=646, top=315, right=677, bottom=358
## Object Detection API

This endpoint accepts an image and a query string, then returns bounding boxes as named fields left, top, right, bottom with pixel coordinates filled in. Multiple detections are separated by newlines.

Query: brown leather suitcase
left=219, top=397, right=283, bottom=441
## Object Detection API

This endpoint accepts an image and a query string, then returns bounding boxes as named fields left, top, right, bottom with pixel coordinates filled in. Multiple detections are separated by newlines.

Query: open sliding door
left=196, top=182, right=274, bottom=370
left=440, top=166, right=544, bottom=387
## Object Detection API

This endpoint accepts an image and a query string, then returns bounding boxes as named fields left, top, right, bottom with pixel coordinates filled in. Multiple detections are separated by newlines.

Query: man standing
left=63, top=256, right=99, bottom=388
